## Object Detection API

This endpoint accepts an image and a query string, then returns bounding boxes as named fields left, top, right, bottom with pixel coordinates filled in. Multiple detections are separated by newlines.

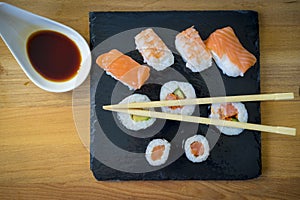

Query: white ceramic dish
left=0, top=2, right=91, bottom=92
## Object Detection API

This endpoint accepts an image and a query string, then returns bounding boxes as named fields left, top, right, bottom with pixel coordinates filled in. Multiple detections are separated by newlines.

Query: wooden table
left=1, top=0, right=299, bottom=199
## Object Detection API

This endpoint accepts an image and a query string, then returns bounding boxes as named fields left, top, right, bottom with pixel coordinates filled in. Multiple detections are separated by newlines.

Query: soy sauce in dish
left=26, top=30, right=81, bottom=82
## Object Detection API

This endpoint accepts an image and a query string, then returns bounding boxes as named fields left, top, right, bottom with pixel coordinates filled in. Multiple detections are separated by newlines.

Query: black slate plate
left=89, top=11, right=261, bottom=180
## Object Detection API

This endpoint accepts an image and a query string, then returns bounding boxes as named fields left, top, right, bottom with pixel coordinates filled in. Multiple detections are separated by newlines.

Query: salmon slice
left=96, top=49, right=150, bottom=90
left=135, top=28, right=174, bottom=71
left=175, top=26, right=212, bottom=72
left=218, top=103, right=239, bottom=120
left=165, top=93, right=183, bottom=110
left=205, top=26, right=257, bottom=77
left=190, top=141, right=204, bottom=157
left=151, top=145, right=165, bottom=161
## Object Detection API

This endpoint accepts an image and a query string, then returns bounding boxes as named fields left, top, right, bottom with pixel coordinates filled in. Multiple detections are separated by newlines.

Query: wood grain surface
left=0, top=0, right=300, bottom=199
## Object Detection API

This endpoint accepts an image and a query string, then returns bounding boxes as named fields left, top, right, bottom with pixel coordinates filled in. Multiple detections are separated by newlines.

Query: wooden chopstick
left=103, top=93, right=294, bottom=110
left=104, top=108, right=296, bottom=136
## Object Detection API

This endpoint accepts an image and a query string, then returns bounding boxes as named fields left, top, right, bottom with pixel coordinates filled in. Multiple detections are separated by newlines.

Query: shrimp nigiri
left=175, top=26, right=212, bottom=72
left=135, top=28, right=174, bottom=71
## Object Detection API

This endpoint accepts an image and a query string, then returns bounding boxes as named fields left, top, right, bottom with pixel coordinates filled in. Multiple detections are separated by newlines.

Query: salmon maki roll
left=145, top=139, right=171, bottom=166
left=96, top=49, right=150, bottom=90
left=184, top=135, right=210, bottom=163
left=135, top=28, right=174, bottom=71
left=209, top=102, right=248, bottom=135
left=205, top=26, right=257, bottom=77
left=175, top=26, right=212, bottom=72
left=160, top=81, right=196, bottom=116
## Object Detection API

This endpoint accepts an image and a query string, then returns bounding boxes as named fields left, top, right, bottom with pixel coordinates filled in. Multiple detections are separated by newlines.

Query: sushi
left=175, top=26, right=212, bottom=72
left=205, top=26, right=257, bottom=77
left=209, top=102, right=248, bottom=135
left=145, top=139, right=171, bottom=166
left=184, top=135, right=210, bottom=163
left=135, top=28, right=174, bottom=71
left=117, top=94, right=156, bottom=131
left=96, top=49, right=150, bottom=90
left=160, top=81, right=196, bottom=115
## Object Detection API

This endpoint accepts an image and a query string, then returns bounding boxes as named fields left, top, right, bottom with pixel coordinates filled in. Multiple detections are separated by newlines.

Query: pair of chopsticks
left=103, top=93, right=296, bottom=136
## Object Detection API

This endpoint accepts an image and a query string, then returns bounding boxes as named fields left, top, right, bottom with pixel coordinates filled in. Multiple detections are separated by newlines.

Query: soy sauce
left=26, top=30, right=81, bottom=82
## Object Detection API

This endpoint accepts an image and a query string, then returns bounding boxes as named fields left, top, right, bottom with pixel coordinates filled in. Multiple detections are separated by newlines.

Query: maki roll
left=145, top=139, right=171, bottom=166
left=209, top=102, right=248, bottom=135
left=184, top=135, right=210, bottom=163
left=117, top=94, right=156, bottom=131
left=160, top=81, right=196, bottom=115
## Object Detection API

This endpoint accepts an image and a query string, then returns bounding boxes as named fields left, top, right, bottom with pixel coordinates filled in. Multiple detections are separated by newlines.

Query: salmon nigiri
left=135, top=28, right=174, bottom=71
left=96, top=49, right=150, bottom=90
left=175, top=26, right=212, bottom=72
left=205, top=26, right=257, bottom=77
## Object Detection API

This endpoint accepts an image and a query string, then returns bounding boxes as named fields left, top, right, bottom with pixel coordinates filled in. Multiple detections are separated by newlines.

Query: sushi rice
left=209, top=102, right=248, bottom=135
left=184, top=135, right=210, bottom=163
left=145, top=139, right=171, bottom=166
left=160, top=81, right=196, bottom=115
left=117, top=94, right=156, bottom=131
left=211, top=51, right=244, bottom=77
